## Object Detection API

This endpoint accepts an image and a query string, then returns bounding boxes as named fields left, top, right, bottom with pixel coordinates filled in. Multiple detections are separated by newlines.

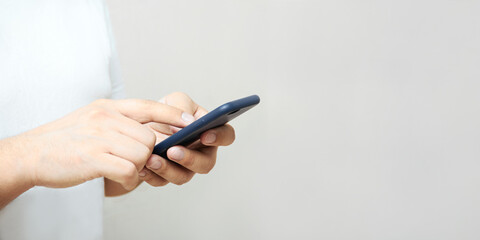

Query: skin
left=105, top=92, right=235, bottom=196
left=0, top=92, right=235, bottom=208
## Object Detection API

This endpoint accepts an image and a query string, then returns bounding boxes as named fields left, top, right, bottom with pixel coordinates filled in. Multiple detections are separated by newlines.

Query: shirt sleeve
left=104, top=4, right=125, bottom=100
left=109, top=48, right=125, bottom=100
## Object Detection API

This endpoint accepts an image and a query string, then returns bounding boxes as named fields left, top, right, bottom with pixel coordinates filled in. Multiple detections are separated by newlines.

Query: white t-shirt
left=0, top=0, right=123, bottom=239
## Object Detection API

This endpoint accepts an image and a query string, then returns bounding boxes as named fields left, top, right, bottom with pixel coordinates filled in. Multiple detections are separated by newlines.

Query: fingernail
left=147, top=157, right=162, bottom=170
left=204, top=133, right=216, bottom=144
left=139, top=169, right=147, bottom=177
left=169, top=147, right=184, bottom=161
left=182, top=112, right=195, bottom=124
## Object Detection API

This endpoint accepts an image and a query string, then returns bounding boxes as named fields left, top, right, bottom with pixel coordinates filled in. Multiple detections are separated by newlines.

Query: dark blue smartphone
left=152, top=95, right=260, bottom=160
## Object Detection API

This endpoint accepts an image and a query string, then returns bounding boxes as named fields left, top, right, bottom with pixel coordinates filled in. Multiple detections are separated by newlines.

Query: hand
left=13, top=99, right=191, bottom=191
left=139, top=92, right=236, bottom=186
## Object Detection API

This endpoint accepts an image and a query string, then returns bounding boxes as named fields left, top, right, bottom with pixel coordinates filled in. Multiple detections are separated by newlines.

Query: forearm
left=0, top=136, right=34, bottom=209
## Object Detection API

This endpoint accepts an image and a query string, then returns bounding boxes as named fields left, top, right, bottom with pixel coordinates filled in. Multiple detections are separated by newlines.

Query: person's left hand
left=139, top=92, right=236, bottom=186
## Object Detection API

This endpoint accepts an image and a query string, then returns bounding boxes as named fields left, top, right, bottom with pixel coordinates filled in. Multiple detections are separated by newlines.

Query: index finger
left=161, top=92, right=199, bottom=116
left=160, top=92, right=209, bottom=120
left=108, top=99, right=194, bottom=127
left=194, top=105, right=209, bottom=120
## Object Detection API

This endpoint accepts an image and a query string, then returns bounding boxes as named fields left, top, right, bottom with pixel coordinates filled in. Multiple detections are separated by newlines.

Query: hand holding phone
left=152, top=95, right=260, bottom=160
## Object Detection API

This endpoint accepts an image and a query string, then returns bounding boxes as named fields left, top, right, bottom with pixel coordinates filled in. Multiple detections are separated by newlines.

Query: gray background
left=104, top=0, right=480, bottom=239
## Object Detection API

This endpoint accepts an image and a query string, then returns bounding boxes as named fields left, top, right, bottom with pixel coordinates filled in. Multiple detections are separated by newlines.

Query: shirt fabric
left=0, top=0, right=123, bottom=239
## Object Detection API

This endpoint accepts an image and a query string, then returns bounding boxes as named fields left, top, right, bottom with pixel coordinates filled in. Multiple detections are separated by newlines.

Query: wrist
left=0, top=135, right=36, bottom=191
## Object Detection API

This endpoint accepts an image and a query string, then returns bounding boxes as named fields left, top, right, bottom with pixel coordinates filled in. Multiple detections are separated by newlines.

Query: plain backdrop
left=104, top=0, right=480, bottom=239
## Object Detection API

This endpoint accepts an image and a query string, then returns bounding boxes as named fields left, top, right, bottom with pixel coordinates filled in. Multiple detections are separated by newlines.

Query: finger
left=111, top=113, right=157, bottom=150
left=139, top=168, right=169, bottom=187
left=106, top=99, right=195, bottom=126
left=146, top=154, right=195, bottom=185
left=89, top=108, right=156, bottom=150
left=98, top=153, right=139, bottom=191
left=163, top=92, right=198, bottom=115
left=166, top=104, right=208, bottom=138
left=146, top=122, right=174, bottom=136
left=169, top=126, right=182, bottom=134
left=167, top=146, right=216, bottom=174
left=194, top=105, right=209, bottom=120
left=145, top=122, right=173, bottom=145
left=200, top=124, right=236, bottom=146
left=163, top=93, right=209, bottom=121
left=104, top=132, right=151, bottom=171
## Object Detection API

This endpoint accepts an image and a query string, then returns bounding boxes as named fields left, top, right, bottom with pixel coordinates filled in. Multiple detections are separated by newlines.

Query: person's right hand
left=12, top=99, right=195, bottom=191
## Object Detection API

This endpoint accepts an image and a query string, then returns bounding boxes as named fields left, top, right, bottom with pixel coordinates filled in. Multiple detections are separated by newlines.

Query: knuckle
left=126, top=99, right=151, bottom=111
left=145, top=130, right=156, bottom=151
left=83, top=126, right=103, bottom=138
left=173, top=180, right=184, bottom=186
left=86, top=107, right=110, bottom=121
left=92, top=98, right=111, bottom=106
left=131, top=160, right=145, bottom=173
left=150, top=179, right=168, bottom=187
left=133, top=98, right=147, bottom=105
left=174, top=173, right=194, bottom=185
left=140, top=145, right=152, bottom=160
left=142, top=171, right=154, bottom=181
left=170, top=91, right=190, bottom=99
left=200, top=160, right=216, bottom=174
left=158, top=181, right=168, bottom=187
left=135, top=99, right=154, bottom=107
left=121, top=163, right=138, bottom=182
left=179, top=152, right=194, bottom=168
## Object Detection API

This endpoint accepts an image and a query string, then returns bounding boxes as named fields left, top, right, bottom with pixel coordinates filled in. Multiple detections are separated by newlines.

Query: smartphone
left=152, top=95, right=261, bottom=160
